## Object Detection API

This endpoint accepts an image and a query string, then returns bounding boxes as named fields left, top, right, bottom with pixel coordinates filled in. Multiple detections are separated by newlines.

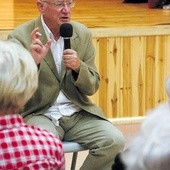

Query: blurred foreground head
left=0, top=40, right=38, bottom=114
left=121, top=76, right=170, bottom=170
left=121, top=101, right=170, bottom=170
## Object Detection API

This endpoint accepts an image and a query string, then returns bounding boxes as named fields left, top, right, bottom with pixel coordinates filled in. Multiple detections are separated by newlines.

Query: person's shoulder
left=8, top=18, right=40, bottom=43
left=70, top=21, right=91, bottom=35
left=11, top=18, right=37, bottom=35
left=71, top=21, right=87, bottom=29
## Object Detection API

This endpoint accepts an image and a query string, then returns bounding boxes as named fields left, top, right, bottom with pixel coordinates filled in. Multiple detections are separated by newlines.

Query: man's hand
left=62, top=49, right=80, bottom=73
left=30, top=27, right=52, bottom=65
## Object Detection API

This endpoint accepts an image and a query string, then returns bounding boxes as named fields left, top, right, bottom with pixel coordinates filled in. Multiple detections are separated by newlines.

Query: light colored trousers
left=25, top=111, right=125, bottom=170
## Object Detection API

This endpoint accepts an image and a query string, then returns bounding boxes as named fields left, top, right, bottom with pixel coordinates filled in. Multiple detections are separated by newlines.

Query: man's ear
left=37, top=0, right=46, bottom=14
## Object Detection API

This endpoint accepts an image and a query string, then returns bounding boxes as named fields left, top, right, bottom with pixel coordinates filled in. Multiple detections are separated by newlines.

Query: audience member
left=120, top=77, right=170, bottom=170
left=0, top=39, right=65, bottom=170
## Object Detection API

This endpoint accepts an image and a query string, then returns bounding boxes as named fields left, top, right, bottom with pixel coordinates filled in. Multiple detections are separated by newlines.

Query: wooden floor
left=0, top=0, right=170, bottom=30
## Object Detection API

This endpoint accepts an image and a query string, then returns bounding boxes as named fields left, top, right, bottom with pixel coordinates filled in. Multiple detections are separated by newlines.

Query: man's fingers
left=31, top=27, right=41, bottom=39
left=31, top=28, right=39, bottom=38
left=44, top=39, right=52, bottom=51
left=30, top=44, right=42, bottom=53
left=32, top=39, right=43, bottom=48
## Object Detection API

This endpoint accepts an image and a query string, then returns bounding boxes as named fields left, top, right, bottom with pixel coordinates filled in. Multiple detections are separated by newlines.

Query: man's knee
left=25, top=115, right=57, bottom=135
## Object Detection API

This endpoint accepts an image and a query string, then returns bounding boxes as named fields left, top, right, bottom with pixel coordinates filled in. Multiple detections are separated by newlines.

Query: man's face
left=38, top=0, right=74, bottom=29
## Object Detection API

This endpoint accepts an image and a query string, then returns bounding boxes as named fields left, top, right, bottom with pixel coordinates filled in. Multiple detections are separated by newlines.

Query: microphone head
left=60, top=23, right=73, bottom=38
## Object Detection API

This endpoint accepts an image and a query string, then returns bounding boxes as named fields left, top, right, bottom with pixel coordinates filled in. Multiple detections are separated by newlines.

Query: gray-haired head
left=121, top=103, right=170, bottom=170
left=0, top=39, right=38, bottom=114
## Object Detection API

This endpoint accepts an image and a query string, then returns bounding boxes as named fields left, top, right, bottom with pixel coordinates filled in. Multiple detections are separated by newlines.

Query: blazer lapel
left=34, top=19, right=79, bottom=82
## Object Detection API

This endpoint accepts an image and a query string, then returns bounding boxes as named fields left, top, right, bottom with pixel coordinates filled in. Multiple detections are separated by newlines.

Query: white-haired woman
left=0, top=39, right=65, bottom=170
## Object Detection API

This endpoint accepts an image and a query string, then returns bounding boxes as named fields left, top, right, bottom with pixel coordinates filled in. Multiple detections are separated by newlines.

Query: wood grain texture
left=1, top=0, right=170, bottom=30
left=91, top=35, right=170, bottom=118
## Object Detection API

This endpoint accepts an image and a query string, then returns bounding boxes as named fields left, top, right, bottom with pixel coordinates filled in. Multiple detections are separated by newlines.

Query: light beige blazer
left=8, top=16, right=106, bottom=120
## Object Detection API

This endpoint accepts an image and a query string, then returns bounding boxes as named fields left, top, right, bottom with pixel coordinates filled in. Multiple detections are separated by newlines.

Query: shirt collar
left=41, top=15, right=53, bottom=40
left=41, top=15, right=63, bottom=42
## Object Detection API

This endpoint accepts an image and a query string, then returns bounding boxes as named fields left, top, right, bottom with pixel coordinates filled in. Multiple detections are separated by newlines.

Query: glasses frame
left=42, top=0, right=75, bottom=9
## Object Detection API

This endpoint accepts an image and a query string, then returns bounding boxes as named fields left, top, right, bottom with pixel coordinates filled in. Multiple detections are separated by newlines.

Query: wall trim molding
left=109, top=116, right=145, bottom=125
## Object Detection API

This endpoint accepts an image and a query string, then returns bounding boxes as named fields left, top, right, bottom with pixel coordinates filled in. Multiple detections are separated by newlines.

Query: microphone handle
left=64, top=38, right=71, bottom=49
left=63, top=38, right=71, bottom=70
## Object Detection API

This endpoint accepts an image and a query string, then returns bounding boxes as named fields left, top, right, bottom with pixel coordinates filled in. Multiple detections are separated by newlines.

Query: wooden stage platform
left=1, top=0, right=170, bottom=30
left=1, top=0, right=170, bottom=119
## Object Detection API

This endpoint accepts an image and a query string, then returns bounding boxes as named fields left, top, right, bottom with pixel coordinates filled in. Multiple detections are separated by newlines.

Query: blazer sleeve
left=70, top=21, right=100, bottom=96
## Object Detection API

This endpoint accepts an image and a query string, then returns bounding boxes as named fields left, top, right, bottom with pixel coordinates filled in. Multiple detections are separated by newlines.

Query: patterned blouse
left=0, top=114, right=65, bottom=170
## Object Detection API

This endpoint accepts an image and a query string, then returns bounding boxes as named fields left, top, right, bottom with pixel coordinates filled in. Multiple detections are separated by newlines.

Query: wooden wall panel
left=90, top=34, right=170, bottom=118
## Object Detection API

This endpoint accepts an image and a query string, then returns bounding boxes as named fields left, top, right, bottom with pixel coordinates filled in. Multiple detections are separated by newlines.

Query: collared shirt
left=0, top=114, right=65, bottom=170
left=41, top=16, right=81, bottom=125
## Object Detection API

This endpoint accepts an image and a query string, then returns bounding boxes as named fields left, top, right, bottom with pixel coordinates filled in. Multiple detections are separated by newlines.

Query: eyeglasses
left=42, top=0, right=75, bottom=9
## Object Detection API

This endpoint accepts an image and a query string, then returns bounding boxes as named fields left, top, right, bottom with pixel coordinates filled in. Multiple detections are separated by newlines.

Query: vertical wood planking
left=145, top=36, right=156, bottom=110
left=154, top=36, right=166, bottom=105
left=165, top=36, right=170, bottom=80
left=131, top=37, right=145, bottom=117
left=122, top=37, right=132, bottom=117
left=90, top=35, right=170, bottom=118
left=108, top=38, right=120, bottom=118
left=98, top=38, right=108, bottom=116
left=89, top=38, right=100, bottom=106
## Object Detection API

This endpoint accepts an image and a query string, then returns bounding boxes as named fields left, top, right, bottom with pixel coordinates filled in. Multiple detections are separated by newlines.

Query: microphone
left=60, top=23, right=73, bottom=49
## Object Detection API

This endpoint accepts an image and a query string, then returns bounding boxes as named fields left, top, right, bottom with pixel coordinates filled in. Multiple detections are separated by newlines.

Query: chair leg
left=71, top=152, right=78, bottom=170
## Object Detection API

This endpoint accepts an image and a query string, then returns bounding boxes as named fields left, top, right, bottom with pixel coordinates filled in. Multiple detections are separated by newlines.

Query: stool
left=62, top=141, right=87, bottom=170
